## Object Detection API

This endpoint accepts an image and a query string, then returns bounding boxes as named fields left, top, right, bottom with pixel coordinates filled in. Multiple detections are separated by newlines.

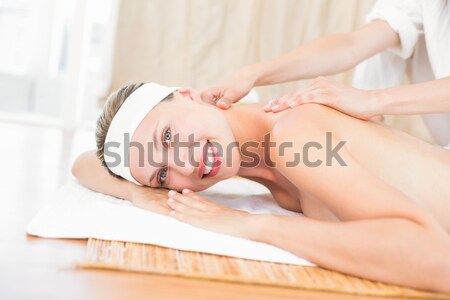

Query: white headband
left=103, top=82, right=178, bottom=185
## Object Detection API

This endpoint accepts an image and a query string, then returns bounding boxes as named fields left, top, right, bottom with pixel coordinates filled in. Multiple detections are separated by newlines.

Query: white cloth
left=26, top=177, right=314, bottom=267
left=353, top=0, right=450, bottom=147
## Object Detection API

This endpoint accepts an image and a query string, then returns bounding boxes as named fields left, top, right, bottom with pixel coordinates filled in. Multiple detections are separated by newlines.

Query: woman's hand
left=200, top=68, right=257, bottom=109
left=131, top=187, right=172, bottom=215
left=264, top=77, right=380, bottom=120
left=166, top=189, right=260, bottom=239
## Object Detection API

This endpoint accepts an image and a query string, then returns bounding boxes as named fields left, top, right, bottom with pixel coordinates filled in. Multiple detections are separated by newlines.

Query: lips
left=198, top=140, right=221, bottom=179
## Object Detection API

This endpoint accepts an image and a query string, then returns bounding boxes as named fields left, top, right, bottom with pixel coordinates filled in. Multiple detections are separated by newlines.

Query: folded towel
left=26, top=177, right=314, bottom=266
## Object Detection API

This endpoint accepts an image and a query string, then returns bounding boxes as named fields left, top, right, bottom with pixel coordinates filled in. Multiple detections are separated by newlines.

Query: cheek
left=167, top=175, right=196, bottom=192
left=177, top=107, right=222, bottom=133
left=172, top=119, right=202, bottom=142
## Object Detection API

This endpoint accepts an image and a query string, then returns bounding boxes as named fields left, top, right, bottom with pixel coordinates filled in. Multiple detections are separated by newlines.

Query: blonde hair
left=95, top=83, right=173, bottom=178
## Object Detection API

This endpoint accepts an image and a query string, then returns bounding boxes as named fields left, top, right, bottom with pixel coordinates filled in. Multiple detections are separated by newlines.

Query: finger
left=182, top=188, right=207, bottom=201
left=167, top=208, right=191, bottom=223
left=270, top=93, right=294, bottom=111
left=263, top=98, right=280, bottom=111
left=181, top=189, right=223, bottom=211
left=296, top=92, right=323, bottom=105
left=271, top=101, right=291, bottom=113
left=168, top=190, right=210, bottom=210
left=287, top=94, right=304, bottom=108
left=167, top=197, right=195, bottom=214
left=216, top=97, right=232, bottom=109
left=287, top=99, right=301, bottom=108
left=200, top=90, right=220, bottom=104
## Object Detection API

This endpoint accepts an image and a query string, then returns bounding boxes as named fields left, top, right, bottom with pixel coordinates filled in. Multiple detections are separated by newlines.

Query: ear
left=176, top=87, right=202, bottom=103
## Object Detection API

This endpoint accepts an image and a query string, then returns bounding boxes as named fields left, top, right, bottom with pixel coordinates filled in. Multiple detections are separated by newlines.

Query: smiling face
left=129, top=90, right=241, bottom=191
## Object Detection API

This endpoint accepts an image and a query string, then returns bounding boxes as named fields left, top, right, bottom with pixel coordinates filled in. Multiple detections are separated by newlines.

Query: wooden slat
left=80, top=238, right=449, bottom=299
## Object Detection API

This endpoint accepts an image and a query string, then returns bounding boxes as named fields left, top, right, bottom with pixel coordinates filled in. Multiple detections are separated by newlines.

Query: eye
left=163, top=128, right=171, bottom=147
left=158, top=127, right=171, bottom=187
left=158, top=167, right=168, bottom=187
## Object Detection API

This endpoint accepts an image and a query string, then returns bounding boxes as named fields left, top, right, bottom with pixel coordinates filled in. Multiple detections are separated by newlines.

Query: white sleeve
left=366, top=0, right=423, bottom=59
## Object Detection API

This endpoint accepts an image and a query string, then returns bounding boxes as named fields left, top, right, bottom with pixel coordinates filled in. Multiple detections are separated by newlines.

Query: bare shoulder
left=271, top=104, right=349, bottom=140
left=270, top=104, right=351, bottom=154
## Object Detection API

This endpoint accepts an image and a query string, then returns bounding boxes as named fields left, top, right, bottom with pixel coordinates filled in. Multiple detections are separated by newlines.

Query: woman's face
left=129, top=90, right=241, bottom=191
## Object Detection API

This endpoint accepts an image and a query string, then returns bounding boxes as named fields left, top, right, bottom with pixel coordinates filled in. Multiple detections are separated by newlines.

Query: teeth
left=203, top=165, right=212, bottom=175
left=203, top=143, right=214, bottom=176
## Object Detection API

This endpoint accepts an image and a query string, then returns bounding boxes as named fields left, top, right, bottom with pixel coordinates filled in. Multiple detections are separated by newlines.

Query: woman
left=201, top=0, right=450, bottom=148
left=72, top=82, right=450, bottom=293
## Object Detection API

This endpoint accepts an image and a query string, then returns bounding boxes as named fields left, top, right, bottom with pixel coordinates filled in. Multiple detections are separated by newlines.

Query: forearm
left=250, top=214, right=450, bottom=292
left=71, top=150, right=139, bottom=201
left=245, top=21, right=397, bottom=86
left=72, top=151, right=179, bottom=216
left=374, top=77, right=450, bottom=115
left=245, top=33, right=358, bottom=86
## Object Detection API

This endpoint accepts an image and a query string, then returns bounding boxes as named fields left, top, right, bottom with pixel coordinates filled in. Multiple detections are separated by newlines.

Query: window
left=0, top=0, right=118, bottom=128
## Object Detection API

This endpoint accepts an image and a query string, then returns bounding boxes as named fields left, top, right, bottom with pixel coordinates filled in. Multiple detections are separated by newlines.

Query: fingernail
left=170, top=210, right=176, bottom=215
left=263, top=103, right=270, bottom=109
left=218, top=101, right=229, bottom=108
left=182, top=188, right=191, bottom=194
left=168, top=190, right=177, bottom=196
left=272, top=104, right=279, bottom=109
left=168, top=198, right=175, bottom=203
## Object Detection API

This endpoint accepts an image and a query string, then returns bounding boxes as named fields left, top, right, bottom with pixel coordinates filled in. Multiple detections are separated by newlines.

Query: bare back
left=260, top=106, right=450, bottom=231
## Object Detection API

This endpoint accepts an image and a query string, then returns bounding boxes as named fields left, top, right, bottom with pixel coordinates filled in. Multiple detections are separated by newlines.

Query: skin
left=73, top=90, right=450, bottom=293
left=201, top=20, right=450, bottom=124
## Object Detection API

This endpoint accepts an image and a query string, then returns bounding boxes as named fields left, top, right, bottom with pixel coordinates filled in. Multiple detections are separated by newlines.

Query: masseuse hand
left=264, top=77, right=379, bottom=120
left=200, top=69, right=256, bottom=109
left=166, top=189, right=256, bottom=239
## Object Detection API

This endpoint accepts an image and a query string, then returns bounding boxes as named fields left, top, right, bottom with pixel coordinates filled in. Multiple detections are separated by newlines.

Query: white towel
left=26, top=177, right=314, bottom=267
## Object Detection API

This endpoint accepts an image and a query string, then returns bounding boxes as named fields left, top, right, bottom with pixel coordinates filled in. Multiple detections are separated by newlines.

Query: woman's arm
left=262, top=105, right=450, bottom=292
left=251, top=20, right=399, bottom=86
left=265, top=76, right=450, bottom=119
left=255, top=214, right=450, bottom=292
left=201, top=20, right=399, bottom=107
left=162, top=181, right=450, bottom=292
left=374, top=76, right=450, bottom=115
left=72, top=150, right=170, bottom=214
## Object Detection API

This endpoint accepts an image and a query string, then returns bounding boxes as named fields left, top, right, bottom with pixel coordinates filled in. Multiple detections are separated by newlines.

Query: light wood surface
left=0, top=121, right=424, bottom=300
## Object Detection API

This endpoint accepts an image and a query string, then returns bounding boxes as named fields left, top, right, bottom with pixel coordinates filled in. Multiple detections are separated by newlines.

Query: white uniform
left=353, top=0, right=450, bottom=148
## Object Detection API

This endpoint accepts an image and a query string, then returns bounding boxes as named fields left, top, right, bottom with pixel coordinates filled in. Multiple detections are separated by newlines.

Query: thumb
left=216, top=97, right=233, bottom=109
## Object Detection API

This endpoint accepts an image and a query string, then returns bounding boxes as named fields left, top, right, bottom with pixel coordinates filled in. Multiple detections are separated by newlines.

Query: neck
left=222, top=103, right=280, bottom=183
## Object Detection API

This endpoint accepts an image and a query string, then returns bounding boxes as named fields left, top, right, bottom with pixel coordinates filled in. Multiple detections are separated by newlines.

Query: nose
left=168, top=144, right=197, bottom=177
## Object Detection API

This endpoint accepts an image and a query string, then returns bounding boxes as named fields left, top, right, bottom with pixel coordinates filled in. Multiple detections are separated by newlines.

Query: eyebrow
left=148, top=120, right=160, bottom=186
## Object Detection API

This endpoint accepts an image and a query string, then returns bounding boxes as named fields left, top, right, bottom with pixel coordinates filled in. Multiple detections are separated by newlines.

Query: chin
left=192, top=182, right=215, bottom=192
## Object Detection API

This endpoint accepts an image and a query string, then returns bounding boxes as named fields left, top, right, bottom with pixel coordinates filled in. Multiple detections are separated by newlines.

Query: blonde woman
left=73, top=83, right=450, bottom=293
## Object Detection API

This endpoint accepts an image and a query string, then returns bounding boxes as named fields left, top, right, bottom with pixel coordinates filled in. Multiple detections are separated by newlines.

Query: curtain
left=106, top=0, right=433, bottom=142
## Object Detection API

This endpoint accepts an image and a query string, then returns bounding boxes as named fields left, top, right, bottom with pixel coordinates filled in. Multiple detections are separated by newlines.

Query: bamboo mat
left=80, top=238, right=448, bottom=299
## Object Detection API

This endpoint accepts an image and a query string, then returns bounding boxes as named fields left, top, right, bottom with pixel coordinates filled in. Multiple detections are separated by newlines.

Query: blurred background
left=0, top=0, right=433, bottom=190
